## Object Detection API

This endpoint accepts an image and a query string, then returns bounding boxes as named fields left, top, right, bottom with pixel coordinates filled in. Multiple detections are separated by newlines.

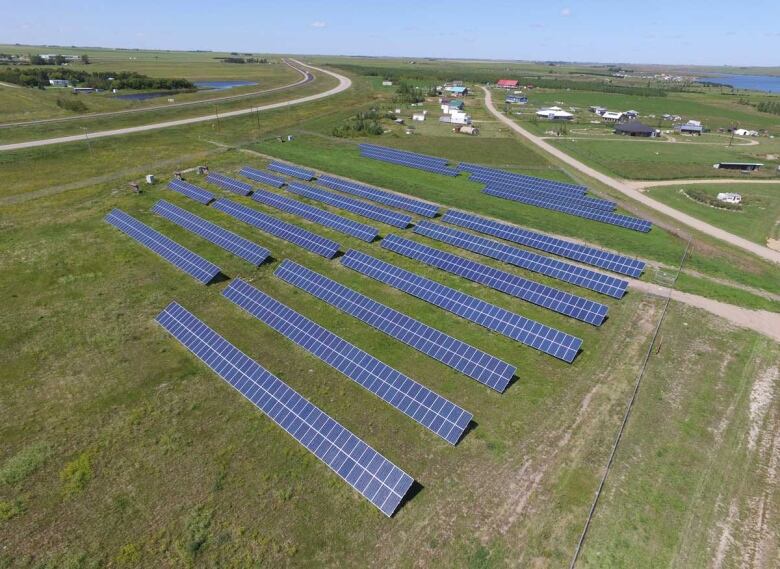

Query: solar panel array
left=340, top=249, right=583, bottom=363
left=380, top=234, right=608, bottom=326
left=316, top=175, right=439, bottom=218
left=105, top=208, right=220, bottom=283
left=286, top=182, right=412, bottom=229
left=359, top=145, right=459, bottom=176
left=205, top=172, right=253, bottom=196
left=156, top=301, right=413, bottom=517
left=414, top=221, right=628, bottom=299
left=267, top=161, right=315, bottom=181
left=212, top=198, right=340, bottom=258
left=274, top=259, right=515, bottom=392
left=223, top=279, right=473, bottom=445
left=251, top=189, right=379, bottom=242
left=167, top=179, right=215, bottom=205
left=152, top=200, right=270, bottom=266
left=484, top=187, right=652, bottom=233
left=239, top=166, right=286, bottom=189
left=484, top=181, right=617, bottom=212
left=458, top=163, right=587, bottom=196
left=442, top=210, right=646, bottom=278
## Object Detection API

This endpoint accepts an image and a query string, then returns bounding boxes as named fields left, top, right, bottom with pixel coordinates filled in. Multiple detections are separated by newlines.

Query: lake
left=115, top=80, right=258, bottom=100
left=697, top=74, right=780, bottom=93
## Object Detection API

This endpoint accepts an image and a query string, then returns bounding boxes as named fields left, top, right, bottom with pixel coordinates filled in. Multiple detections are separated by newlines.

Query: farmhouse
left=441, top=99, right=465, bottom=114
left=714, top=162, right=763, bottom=171
left=536, top=107, right=573, bottom=120
left=717, top=192, right=742, bottom=204
left=601, top=111, right=625, bottom=123
left=497, top=79, right=519, bottom=89
left=444, top=85, right=468, bottom=97
left=614, top=122, right=658, bottom=137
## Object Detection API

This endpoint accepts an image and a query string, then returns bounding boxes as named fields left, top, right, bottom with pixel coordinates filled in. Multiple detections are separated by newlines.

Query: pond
left=193, top=80, right=258, bottom=90
left=114, top=80, right=258, bottom=100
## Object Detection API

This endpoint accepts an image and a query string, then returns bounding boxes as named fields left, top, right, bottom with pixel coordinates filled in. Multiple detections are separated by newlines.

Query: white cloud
left=310, top=21, right=327, bottom=28
left=561, top=7, right=571, bottom=16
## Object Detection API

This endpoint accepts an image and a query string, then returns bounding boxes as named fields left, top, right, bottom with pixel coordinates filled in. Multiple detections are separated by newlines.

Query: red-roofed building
left=496, top=79, right=519, bottom=89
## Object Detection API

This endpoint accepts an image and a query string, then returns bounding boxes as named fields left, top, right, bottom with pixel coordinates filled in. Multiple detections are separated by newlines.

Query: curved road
left=0, top=58, right=313, bottom=129
left=0, top=60, right=351, bottom=152
left=481, top=86, right=780, bottom=264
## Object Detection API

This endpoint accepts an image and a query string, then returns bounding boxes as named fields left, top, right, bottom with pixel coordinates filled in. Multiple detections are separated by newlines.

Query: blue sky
left=4, top=0, right=779, bottom=66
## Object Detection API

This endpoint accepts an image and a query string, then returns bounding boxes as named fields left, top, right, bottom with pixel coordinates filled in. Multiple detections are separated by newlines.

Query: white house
left=412, top=112, right=426, bottom=122
left=450, top=110, right=472, bottom=125
left=536, top=107, right=574, bottom=120
left=441, top=99, right=465, bottom=114
left=601, top=111, right=625, bottom=122
left=717, top=192, right=742, bottom=204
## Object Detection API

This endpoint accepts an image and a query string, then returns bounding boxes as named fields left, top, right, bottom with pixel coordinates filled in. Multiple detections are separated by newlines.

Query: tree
left=80, top=54, right=90, bottom=64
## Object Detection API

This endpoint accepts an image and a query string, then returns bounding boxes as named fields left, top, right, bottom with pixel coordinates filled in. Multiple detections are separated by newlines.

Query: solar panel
left=155, top=301, right=413, bottom=517
left=274, top=259, right=515, bottom=392
left=152, top=200, right=270, bottom=266
left=205, top=172, right=253, bottom=196
left=359, top=144, right=448, bottom=167
left=223, top=279, right=473, bottom=445
left=316, top=175, right=439, bottom=218
left=484, top=187, right=653, bottom=233
left=340, top=250, right=582, bottom=363
left=267, top=161, right=315, bottom=181
left=414, top=221, right=628, bottom=299
left=104, top=208, right=221, bottom=284
left=442, top=210, right=646, bottom=278
left=167, top=179, right=215, bottom=205
left=251, top=188, right=379, bottom=242
left=286, top=182, right=412, bottom=229
left=212, top=198, right=340, bottom=258
left=380, top=234, right=608, bottom=326
left=360, top=150, right=460, bottom=177
left=478, top=180, right=617, bottom=212
left=458, top=163, right=587, bottom=196
left=239, top=166, right=286, bottom=189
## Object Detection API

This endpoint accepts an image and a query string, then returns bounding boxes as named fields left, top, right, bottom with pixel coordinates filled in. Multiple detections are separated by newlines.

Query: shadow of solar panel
left=155, top=301, right=413, bottom=517
left=104, top=208, right=220, bottom=284
left=442, top=210, right=645, bottom=278
left=212, top=198, right=340, bottom=258
left=483, top=188, right=653, bottom=233
left=152, top=200, right=270, bottom=266
left=274, top=259, right=515, bottom=392
left=477, top=180, right=617, bottom=212
left=206, top=172, right=253, bottom=196
left=223, top=279, right=473, bottom=444
left=458, top=163, right=587, bottom=196
left=167, top=179, right=215, bottom=204
left=286, top=182, right=412, bottom=229
left=381, top=234, right=608, bottom=326
left=316, top=175, right=439, bottom=217
left=267, top=161, right=315, bottom=180
left=239, top=166, right=285, bottom=188
left=251, top=189, right=379, bottom=242
left=340, top=250, right=582, bottom=363
left=414, top=221, right=628, bottom=299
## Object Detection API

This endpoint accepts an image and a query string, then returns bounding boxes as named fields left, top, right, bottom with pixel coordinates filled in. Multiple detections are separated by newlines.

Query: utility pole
left=81, top=127, right=92, bottom=155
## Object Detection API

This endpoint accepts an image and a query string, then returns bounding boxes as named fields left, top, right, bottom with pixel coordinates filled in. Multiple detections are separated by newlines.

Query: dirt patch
left=767, top=238, right=780, bottom=252
left=712, top=499, right=739, bottom=569
left=748, top=367, right=777, bottom=451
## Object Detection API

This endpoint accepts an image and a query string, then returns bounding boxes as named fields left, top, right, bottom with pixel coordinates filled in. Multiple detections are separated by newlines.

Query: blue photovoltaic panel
left=360, top=150, right=460, bottom=176
left=274, top=259, right=515, bottom=392
left=479, top=180, right=616, bottom=212
left=316, top=175, right=439, bottom=217
left=223, top=279, right=473, bottom=445
left=484, top=187, right=653, bottom=233
left=251, top=188, right=379, bottom=242
left=155, top=301, right=413, bottom=517
left=286, top=182, right=413, bottom=229
left=152, top=200, right=270, bottom=266
left=267, top=161, right=315, bottom=181
left=458, top=163, right=587, bottom=196
left=359, top=144, right=448, bottom=167
left=380, top=234, right=608, bottom=326
left=340, top=250, right=582, bottom=363
left=167, top=179, right=215, bottom=205
left=205, top=172, right=253, bottom=196
left=239, top=166, right=286, bottom=189
left=414, top=221, right=628, bottom=299
left=212, top=198, right=340, bottom=258
left=442, top=210, right=646, bottom=278
left=104, top=208, right=220, bottom=283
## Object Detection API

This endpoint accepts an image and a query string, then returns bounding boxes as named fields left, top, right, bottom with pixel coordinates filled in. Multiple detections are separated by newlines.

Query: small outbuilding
left=714, top=162, right=763, bottom=171
left=441, top=99, right=465, bottom=114
left=717, top=192, right=742, bottom=204
left=601, top=111, right=625, bottom=123
left=412, top=112, right=426, bottom=122
left=614, top=122, right=658, bottom=137
left=677, top=120, right=703, bottom=135
left=505, top=95, right=528, bottom=104
left=457, top=125, right=480, bottom=135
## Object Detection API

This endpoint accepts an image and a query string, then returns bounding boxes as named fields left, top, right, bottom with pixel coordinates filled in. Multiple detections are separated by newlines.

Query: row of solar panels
left=357, top=145, right=653, bottom=233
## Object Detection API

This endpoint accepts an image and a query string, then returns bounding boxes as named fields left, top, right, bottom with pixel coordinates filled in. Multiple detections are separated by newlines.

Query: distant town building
left=717, top=192, right=742, bottom=204
left=496, top=79, right=519, bottom=89
left=614, top=122, right=658, bottom=137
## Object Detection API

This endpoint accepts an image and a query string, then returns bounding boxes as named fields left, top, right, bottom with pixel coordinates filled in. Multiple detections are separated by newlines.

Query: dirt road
left=481, top=87, right=780, bottom=265
left=0, top=60, right=351, bottom=152
left=628, top=178, right=780, bottom=190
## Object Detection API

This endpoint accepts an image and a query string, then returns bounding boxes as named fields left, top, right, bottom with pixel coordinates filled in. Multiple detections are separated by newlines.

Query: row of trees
left=756, top=101, right=780, bottom=116
left=216, top=57, right=268, bottom=64
left=0, top=67, right=194, bottom=90
left=28, top=54, right=89, bottom=65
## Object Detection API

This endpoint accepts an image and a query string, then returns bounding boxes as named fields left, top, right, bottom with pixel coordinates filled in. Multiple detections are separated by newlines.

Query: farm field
left=2, top=47, right=780, bottom=569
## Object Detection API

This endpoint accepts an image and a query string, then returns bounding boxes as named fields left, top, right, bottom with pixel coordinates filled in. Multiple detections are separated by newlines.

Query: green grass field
left=2, top=50, right=779, bottom=568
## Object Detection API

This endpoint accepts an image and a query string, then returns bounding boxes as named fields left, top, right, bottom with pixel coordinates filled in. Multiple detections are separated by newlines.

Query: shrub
left=0, top=442, right=50, bottom=485
left=56, top=97, right=88, bottom=113
left=60, top=451, right=93, bottom=495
